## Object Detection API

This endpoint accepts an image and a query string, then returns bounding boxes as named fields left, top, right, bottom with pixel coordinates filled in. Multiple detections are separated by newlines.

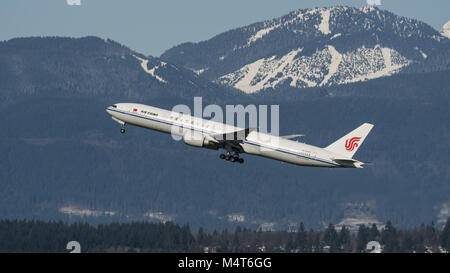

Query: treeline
left=1, top=218, right=450, bottom=253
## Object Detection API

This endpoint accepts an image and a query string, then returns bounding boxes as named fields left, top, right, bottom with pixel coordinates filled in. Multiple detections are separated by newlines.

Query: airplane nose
left=105, top=107, right=113, bottom=115
left=106, top=104, right=119, bottom=116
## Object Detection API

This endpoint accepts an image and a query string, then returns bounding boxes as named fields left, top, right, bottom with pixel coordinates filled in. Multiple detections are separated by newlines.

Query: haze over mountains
left=0, top=6, right=449, bottom=230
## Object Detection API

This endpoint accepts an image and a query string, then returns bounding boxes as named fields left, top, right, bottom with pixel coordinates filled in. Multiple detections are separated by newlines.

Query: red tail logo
left=345, top=137, right=361, bottom=151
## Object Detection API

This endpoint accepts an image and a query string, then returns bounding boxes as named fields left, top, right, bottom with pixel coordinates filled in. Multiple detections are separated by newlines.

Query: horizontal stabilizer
left=281, top=134, right=304, bottom=140
left=332, top=158, right=365, bottom=168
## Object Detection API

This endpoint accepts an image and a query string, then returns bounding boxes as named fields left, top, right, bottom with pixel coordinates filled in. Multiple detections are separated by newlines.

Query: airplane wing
left=210, top=127, right=256, bottom=142
left=208, top=128, right=256, bottom=152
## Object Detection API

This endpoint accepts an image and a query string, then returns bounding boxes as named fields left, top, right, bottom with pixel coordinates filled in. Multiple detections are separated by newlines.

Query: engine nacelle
left=183, top=132, right=218, bottom=150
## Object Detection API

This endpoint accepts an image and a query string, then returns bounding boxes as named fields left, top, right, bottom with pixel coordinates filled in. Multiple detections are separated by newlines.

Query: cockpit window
left=112, top=105, right=117, bottom=108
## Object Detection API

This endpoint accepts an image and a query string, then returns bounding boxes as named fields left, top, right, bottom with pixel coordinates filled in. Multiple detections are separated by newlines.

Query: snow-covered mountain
left=161, top=6, right=449, bottom=94
left=441, top=21, right=450, bottom=39
left=216, top=44, right=411, bottom=93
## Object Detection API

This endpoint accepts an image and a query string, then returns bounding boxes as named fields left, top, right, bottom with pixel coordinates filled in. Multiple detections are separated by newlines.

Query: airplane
left=106, top=103, right=374, bottom=168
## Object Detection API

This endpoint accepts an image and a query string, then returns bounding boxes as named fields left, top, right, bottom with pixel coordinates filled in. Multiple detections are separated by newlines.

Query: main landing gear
left=120, top=123, right=126, bottom=134
left=220, top=152, right=244, bottom=164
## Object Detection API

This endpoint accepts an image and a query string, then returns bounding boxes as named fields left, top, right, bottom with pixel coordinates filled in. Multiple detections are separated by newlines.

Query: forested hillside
left=1, top=219, right=449, bottom=253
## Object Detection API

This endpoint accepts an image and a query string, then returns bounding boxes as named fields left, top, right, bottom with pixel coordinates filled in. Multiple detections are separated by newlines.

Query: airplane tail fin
left=324, top=123, right=374, bottom=158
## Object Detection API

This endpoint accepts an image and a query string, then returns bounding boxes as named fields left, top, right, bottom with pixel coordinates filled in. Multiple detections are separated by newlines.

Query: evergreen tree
left=232, top=231, right=240, bottom=252
left=440, top=217, right=450, bottom=251
left=356, top=224, right=369, bottom=252
left=197, top=227, right=206, bottom=246
left=381, top=221, right=399, bottom=253
left=323, top=224, right=339, bottom=252
left=294, top=222, right=308, bottom=252
left=369, top=223, right=380, bottom=241
left=308, top=229, right=321, bottom=253
left=339, top=225, right=351, bottom=252
left=285, top=233, right=295, bottom=253
left=218, top=229, right=230, bottom=252
left=181, top=224, right=195, bottom=251
left=413, top=231, right=426, bottom=253
left=424, top=221, right=437, bottom=248
left=400, top=231, right=414, bottom=253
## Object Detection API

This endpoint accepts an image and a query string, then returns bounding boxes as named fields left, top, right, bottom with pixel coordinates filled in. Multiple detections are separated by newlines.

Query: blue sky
left=1, top=0, right=449, bottom=56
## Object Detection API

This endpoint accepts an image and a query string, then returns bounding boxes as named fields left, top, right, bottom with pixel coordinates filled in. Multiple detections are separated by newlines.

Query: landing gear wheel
left=120, top=128, right=126, bottom=134
left=221, top=150, right=243, bottom=163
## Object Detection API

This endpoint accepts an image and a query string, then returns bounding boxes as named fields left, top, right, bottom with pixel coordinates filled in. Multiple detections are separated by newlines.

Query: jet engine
left=183, top=132, right=219, bottom=150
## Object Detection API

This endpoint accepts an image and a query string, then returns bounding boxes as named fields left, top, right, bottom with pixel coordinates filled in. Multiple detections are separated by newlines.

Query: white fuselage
left=106, top=103, right=358, bottom=168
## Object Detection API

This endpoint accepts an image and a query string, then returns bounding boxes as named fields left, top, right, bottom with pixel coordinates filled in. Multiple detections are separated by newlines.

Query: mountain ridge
left=161, top=6, right=450, bottom=94
left=0, top=36, right=243, bottom=107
